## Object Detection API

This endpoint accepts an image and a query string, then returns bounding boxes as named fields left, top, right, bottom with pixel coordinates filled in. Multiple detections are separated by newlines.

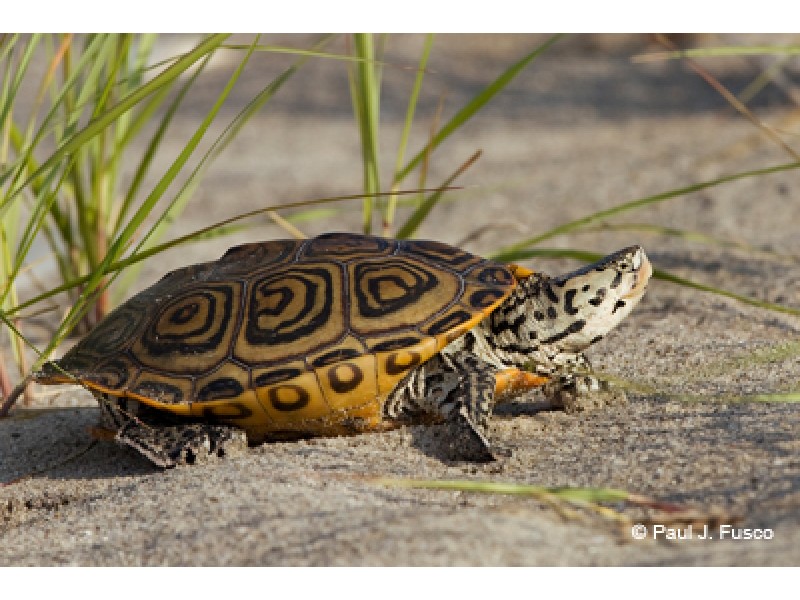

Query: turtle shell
left=39, top=233, right=517, bottom=439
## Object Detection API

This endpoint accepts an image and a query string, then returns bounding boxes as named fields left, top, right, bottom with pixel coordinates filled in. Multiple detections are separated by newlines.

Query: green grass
left=633, top=44, right=800, bottom=62
left=0, top=33, right=323, bottom=397
left=375, top=477, right=696, bottom=524
left=485, top=159, right=800, bottom=320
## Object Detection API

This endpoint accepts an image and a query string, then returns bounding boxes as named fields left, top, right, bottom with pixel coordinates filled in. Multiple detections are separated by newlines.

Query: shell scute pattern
left=375, top=335, right=439, bottom=397
left=194, top=361, right=250, bottom=402
left=216, top=238, right=299, bottom=277
left=348, top=257, right=461, bottom=335
left=129, top=372, right=192, bottom=406
left=301, top=232, right=394, bottom=260
left=88, top=357, right=137, bottom=390
left=42, top=233, right=517, bottom=438
left=317, top=353, right=378, bottom=411
left=134, top=282, right=241, bottom=373
left=235, top=262, right=345, bottom=362
left=398, top=239, right=484, bottom=272
left=194, top=392, right=259, bottom=421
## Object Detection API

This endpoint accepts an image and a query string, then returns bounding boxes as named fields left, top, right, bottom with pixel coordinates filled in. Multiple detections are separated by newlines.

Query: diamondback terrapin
left=26, top=233, right=651, bottom=466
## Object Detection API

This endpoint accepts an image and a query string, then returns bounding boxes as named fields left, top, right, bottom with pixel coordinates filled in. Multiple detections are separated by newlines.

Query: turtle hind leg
left=387, top=352, right=501, bottom=462
left=96, top=396, right=247, bottom=468
left=118, top=420, right=248, bottom=468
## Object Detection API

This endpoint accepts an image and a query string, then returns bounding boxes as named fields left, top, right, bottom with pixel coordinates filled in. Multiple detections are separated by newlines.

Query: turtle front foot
left=436, top=407, right=514, bottom=462
left=437, top=409, right=496, bottom=462
left=544, top=374, right=627, bottom=414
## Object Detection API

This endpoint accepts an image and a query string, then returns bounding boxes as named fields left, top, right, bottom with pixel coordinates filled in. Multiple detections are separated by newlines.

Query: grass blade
left=632, top=45, right=800, bottom=63
left=395, top=34, right=564, bottom=184
left=113, top=53, right=210, bottom=236
left=350, top=34, right=382, bottom=233
left=396, top=150, right=481, bottom=239
left=651, top=267, right=800, bottom=316
left=0, top=33, right=229, bottom=214
left=376, top=477, right=703, bottom=519
left=667, top=391, right=800, bottom=404
left=489, top=246, right=800, bottom=317
left=386, top=34, right=434, bottom=233
left=742, top=393, right=800, bottom=402
left=377, top=477, right=631, bottom=503
left=490, top=160, right=800, bottom=259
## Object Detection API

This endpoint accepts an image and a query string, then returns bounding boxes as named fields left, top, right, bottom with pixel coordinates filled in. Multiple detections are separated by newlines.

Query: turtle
left=23, top=232, right=651, bottom=467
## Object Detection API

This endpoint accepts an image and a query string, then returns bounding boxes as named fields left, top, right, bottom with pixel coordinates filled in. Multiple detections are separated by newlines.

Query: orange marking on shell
left=69, top=379, right=192, bottom=417
left=376, top=336, right=437, bottom=396
left=126, top=392, right=194, bottom=417
left=187, top=390, right=269, bottom=434
left=494, top=368, right=549, bottom=400
left=316, top=354, right=378, bottom=412
left=33, top=373, right=74, bottom=386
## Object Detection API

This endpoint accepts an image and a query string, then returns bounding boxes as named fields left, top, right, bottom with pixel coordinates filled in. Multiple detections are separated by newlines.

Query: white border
left=4, top=1, right=798, bottom=33
left=1, top=567, right=796, bottom=596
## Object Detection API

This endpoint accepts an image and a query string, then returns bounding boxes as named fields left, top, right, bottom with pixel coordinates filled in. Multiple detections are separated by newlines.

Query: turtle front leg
left=385, top=352, right=500, bottom=462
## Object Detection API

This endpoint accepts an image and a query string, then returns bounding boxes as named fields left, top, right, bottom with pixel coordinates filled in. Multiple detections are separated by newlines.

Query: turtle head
left=541, top=245, right=652, bottom=353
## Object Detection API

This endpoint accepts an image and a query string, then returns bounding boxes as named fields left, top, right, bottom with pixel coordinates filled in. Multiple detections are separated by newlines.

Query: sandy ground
left=1, top=34, right=799, bottom=566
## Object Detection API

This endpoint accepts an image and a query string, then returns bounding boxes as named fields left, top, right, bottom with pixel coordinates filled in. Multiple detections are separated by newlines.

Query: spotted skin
left=384, top=245, right=651, bottom=460
left=30, top=234, right=650, bottom=466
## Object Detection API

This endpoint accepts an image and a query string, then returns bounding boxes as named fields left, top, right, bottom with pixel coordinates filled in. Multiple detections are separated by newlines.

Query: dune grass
left=375, top=477, right=730, bottom=529
left=0, top=33, right=321, bottom=397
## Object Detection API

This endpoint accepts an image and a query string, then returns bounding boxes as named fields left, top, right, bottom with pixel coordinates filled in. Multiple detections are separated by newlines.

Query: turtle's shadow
left=493, top=398, right=557, bottom=418
left=2, top=400, right=561, bottom=480
left=48, top=443, right=158, bottom=481
left=1, top=407, right=158, bottom=483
